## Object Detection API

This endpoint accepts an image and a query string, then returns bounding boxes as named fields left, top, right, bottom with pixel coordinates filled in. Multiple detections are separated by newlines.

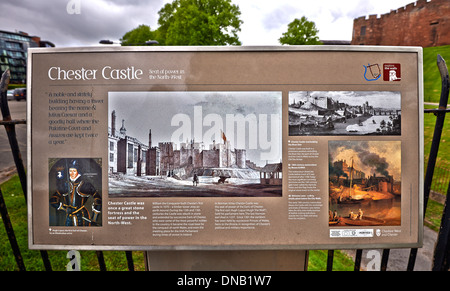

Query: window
left=360, top=26, right=366, bottom=36
left=128, top=143, right=134, bottom=168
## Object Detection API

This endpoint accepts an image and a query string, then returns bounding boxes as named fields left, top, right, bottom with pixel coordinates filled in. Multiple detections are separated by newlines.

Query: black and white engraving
left=289, top=91, right=401, bottom=136
left=108, top=92, right=282, bottom=197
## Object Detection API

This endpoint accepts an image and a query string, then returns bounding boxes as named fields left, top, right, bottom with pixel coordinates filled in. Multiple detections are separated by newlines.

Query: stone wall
left=352, top=0, right=450, bottom=47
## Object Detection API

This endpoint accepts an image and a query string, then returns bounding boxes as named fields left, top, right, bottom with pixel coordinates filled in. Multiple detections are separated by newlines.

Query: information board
left=27, top=46, right=423, bottom=250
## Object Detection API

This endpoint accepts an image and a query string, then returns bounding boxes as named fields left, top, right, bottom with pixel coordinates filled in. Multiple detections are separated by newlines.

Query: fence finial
left=437, top=54, right=449, bottom=109
left=0, top=69, right=10, bottom=94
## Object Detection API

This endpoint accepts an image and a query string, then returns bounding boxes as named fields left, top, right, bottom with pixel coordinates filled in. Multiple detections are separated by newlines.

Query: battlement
left=355, top=0, right=439, bottom=21
left=352, top=0, right=450, bottom=47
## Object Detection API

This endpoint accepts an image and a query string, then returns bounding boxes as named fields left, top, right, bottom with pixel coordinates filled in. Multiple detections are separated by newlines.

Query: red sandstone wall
left=352, top=0, right=450, bottom=47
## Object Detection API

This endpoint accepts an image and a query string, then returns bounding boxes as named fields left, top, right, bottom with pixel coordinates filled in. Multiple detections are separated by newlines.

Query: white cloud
left=237, top=0, right=416, bottom=45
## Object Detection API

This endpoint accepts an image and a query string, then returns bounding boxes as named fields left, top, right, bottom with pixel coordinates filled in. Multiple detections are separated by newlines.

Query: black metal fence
left=429, top=160, right=450, bottom=198
left=1, top=55, right=449, bottom=271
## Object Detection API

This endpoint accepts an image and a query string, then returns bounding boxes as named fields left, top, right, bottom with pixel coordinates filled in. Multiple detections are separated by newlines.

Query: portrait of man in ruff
left=49, top=158, right=102, bottom=227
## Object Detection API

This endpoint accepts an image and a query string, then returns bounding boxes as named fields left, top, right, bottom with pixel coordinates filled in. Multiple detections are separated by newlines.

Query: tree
left=157, top=0, right=243, bottom=45
left=120, top=24, right=158, bottom=46
left=279, top=17, right=322, bottom=45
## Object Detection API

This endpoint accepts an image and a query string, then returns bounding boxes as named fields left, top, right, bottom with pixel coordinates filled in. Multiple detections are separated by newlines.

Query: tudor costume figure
left=50, top=160, right=102, bottom=226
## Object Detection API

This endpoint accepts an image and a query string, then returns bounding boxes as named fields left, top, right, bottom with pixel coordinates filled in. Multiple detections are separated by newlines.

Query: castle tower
left=149, top=129, right=152, bottom=148
left=120, top=119, right=126, bottom=135
left=235, top=149, right=246, bottom=169
left=111, top=110, right=116, bottom=137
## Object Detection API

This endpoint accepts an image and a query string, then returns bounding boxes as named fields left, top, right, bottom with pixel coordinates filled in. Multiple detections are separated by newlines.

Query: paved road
left=424, top=102, right=449, bottom=107
left=0, top=100, right=27, bottom=182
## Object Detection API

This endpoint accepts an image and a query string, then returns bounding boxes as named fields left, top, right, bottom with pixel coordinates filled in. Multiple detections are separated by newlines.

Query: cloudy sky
left=1, top=0, right=416, bottom=47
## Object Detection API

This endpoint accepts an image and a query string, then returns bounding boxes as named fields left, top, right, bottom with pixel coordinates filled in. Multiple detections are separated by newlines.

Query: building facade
left=108, top=109, right=249, bottom=178
left=156, top=139, right=247, bottom=177
left=0, top=30, right=54, bottom=84
left=352, top=0, right=450, bottom=47
left=108, top=110, right=150, bottom=176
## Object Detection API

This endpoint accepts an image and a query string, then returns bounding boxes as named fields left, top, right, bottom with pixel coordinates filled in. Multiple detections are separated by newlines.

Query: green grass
left=7, top=84, right=25, bottom=90
left=424, top=104, right=450, bottom=172
left=423, top=45, right=450, bottom=103
left=425, top=199, right=444, bottom=233
left=308, top=250, right=354, bottom=271
left=423, top=46, right=450, bottom=197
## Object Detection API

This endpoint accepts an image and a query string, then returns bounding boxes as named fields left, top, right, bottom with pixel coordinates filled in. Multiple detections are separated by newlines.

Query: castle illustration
left=157, top=137, right=247, bottom=177
left=108, top=110, right=249, bottom=177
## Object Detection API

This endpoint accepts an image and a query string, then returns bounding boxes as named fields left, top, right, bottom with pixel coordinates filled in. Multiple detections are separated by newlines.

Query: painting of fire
left=328, top=140, right=401, bottom=227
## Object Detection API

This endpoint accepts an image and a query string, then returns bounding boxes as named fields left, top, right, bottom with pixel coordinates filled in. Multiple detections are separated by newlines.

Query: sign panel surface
left=28, top=46, right=423, bottom=250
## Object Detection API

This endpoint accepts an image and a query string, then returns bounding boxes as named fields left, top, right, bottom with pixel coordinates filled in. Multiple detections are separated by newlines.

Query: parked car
left=7, top=89, right=14, bottom=100
left=13, top=88, right=26, bottom=101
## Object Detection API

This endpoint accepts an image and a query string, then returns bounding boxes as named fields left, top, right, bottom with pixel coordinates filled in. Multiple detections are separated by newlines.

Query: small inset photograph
left=49, top=158, right=102, bottom=227
left=289, top=91, right=401, bottom=136
left=328, top=141, right=401, bottom=227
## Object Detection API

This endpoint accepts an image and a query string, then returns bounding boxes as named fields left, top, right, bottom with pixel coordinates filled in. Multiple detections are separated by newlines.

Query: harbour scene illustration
left=289, top=91, right=401, bottom=136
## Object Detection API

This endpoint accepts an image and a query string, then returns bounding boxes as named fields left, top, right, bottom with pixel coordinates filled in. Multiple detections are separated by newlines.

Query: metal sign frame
left=27, top=46, right=423, bottom=250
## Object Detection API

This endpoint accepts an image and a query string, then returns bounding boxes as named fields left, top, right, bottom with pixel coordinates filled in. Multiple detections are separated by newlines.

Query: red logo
left=383, top=63, right=401, bottom=81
